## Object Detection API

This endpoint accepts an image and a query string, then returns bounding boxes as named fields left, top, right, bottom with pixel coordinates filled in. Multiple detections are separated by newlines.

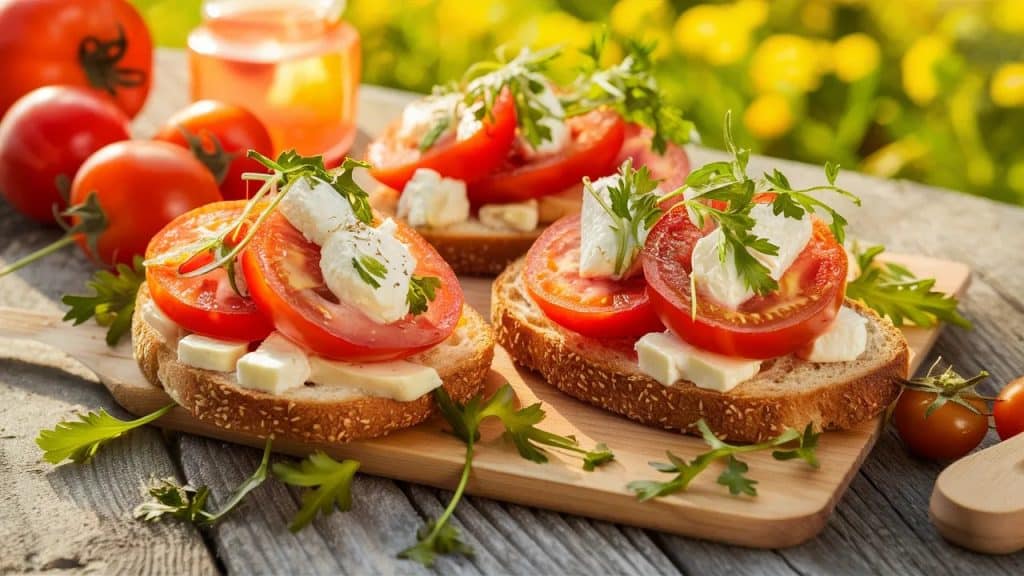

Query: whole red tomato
left=0, top=0, right=152, bottom=119
left=154, top=101, right=274, bottom=200
left=994, top=377, right=1024, bottom=441
left=0, top=87, right=131, bottom=223
left=68, top=141, right=222, bottom=266
left=893, top=389, right=988, bottom=461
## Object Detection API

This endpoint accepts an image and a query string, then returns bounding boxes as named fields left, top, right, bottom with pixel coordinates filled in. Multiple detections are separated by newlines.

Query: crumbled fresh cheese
left=518, top=80, right=570, bottom=158
left=236, top=333, right=311, bottom=394
left=142, top=300, right=181, bottom=344
left=804, top=306, right=868, bottom=363
left=635, top=331, right=762, bottom=393
left=319, top=218, right=416, bottom=324
left=398, top=168, right=470, bottom=228
left=309, top=357, right=442, bottom=402
left=691, top=204, right=813, bottom=308
left=277, top=176, right=356, bottom=245
left=579, top=174, right=647, bottom=279
left=396, top=94, right=458, bottom=142
left=177, top=334, right=249, bottom=372
left=455, top=101, right=484, bottom=141
left=478, top=199, right=539, bottom=232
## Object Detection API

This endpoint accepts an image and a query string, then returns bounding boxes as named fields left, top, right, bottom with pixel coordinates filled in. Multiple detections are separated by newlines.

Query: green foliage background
left=131, top=0, right=1024, bottom=204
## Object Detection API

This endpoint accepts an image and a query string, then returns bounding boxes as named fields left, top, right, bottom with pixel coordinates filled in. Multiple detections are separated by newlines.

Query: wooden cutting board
left=0, top=253, right=969, bottom=548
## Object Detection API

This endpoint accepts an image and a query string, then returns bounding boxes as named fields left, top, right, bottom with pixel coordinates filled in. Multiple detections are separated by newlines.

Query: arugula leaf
left=407, top=275, right=441, bottom=316
left=352, top=255, right=387, bottom=289
left=846, top=244, right=970, bottom=328
left=36, top=404, right=173, bottom=464
left=627, top=419, right=816, bottom=501
left=419, top=115, right=451, bottom=151
left=134, top=439, right=273, bottom=525
left=273, top=451, right=360, bottom=532
left=584, top=159, right=661, bottom=278
left=61, top=255, right=146, bottom=346
left=565, top=32, right=693, bottom=153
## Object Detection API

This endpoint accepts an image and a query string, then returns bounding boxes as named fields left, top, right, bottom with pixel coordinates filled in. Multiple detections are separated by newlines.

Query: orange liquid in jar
left=188, top=2, right=360, bottom=165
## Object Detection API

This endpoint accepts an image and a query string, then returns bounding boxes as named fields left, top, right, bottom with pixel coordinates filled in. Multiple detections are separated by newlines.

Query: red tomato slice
left=146, top=201, right=273, bottom=341
left=616, top=123, right=691, bottom=191
left=523, top=215, right=663, bottom=339
left=367, top=91, right=517, bottom=191
left=467, top=109, right=626, bottom=205
left=242, top=212, right=463, bottom=361
left=642, top=206, right=847, bottom=359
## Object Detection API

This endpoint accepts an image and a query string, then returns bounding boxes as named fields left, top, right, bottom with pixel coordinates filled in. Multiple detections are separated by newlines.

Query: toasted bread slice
left=132, top=286, right=494, bottom=443
left=492, top=258, right=909, bottom=443
left=370, top=185, right=582, bottom=276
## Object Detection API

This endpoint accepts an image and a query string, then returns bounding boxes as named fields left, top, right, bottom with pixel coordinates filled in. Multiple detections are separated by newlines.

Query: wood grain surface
left=1, top=49, right=1022, bottom=574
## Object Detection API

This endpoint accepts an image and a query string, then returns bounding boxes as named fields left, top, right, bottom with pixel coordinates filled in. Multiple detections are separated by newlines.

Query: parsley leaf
left=273, top=451, right=360, bottom=532
left=846, top=244, right=971, bottom=329
left=352, top=255, right=387, bottom=289
left=36, top=404, right=174, bottom=464
left=584, top=159, right=661, bottom=278
left=407, top=275, right=441, bottom=316
left=134, top=439, right=273, bottom=526
left=61, top=255, right=146, bottom=346
left=627, top=419, right=817, bottom=501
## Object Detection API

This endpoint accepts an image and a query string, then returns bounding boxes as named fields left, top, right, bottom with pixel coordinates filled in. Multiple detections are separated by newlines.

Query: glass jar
left=188, top=0, right=360, bottom=165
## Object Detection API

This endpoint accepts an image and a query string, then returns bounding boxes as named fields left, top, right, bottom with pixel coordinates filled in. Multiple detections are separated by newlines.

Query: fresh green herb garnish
left=900, top=357, right=991, bottom=418
left=134, top=439, right=273, bottom=526
left=61, top=255, right=146, bottom=346
left=273, top=451, right=360, bottom=532
left=418, top=115, right=451, bottom=151
left=352, top=255, right=387, bottom=289
left=36, top=403, right=174, bottom=464
left=846, top=244, right=970, bottom=328
left=583, top=159, right=661, bottom=278
left=407, top=275, right=441, bottom=316
left=251, top=151, right=374, bottom=226
left=627, top=420, right=819, bottom=500
left=565, top=31, right=693, bottom=153
left=401, top=384, right=613, bottom=566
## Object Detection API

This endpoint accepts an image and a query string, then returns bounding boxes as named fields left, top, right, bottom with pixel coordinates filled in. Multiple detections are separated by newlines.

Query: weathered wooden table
left=2, top=50, right=1023, bottom=575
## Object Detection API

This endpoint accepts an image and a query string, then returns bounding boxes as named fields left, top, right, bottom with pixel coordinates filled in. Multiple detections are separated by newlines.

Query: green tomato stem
left=425, top=437, right=474, bottom=545
left=0, top=234, right=78, bottom=277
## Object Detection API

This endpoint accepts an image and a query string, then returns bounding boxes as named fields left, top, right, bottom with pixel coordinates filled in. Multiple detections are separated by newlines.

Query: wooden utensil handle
left=0, top=307, right=64, bottom=342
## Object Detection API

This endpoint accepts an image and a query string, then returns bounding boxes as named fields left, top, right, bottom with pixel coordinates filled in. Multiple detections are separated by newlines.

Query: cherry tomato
left=994, top=377, right=1024, bottom=441
left=467, top=109, right=626, bottom=205
left=616, top=123, right=691, bottom=191
left=0, top=87, right=130, bottom=223
left=0, top=0, right=152, bottom=119
left=146, top=201, right=272, bottom=341
left=893, top=389, right=988, bottom=460
left=71, top=141, right=223, bottom=266
left=154, top=101, right=274, bottom=201
left=368, top=91, right=517, bottom=191
left=642, top=206, right=847, bottom=359
left=523, top=215, right=663, bottom=339
left=242, top=212, right=463, bottom=361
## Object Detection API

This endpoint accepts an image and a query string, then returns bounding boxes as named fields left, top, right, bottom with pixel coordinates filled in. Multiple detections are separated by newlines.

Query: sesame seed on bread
left=132, top=286, right=494, bottom=443
left=492, top=257, right=909, bottom=443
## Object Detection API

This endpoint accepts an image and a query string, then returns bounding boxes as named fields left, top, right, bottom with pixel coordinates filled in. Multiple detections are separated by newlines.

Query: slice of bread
left=492, top=258, right=909, bottom=443
left=132, top=286, right=494, bottom=443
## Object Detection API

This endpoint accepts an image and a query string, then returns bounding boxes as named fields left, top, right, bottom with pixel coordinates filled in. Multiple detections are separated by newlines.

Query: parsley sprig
left=273, top=451, right=361, bottom=532
left=564, top=31, right=693, bottom=153
left=62, top=255, right=146, bottom=346
left=36, top=403, right=174, bottom=464
left=900, top=357, right=992, bottom=418
left=135, top=439, right=272, bottom=526
left=407, top=275, right=441, bottom=316
left=401, top=384, right=613, bottom=566
left=846, top=244, right=970, bottom=328
left=583, top=159, right=661, bottom=278
left=627, top=420, right=820, bottom=500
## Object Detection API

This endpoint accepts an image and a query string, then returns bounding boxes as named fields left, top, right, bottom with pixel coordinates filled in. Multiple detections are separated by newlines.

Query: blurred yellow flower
left=744, top=93, right=794, bottom=139
left=902, top=35, right=949, bottom=105
left=346, top=1, right=398, bottom=29
left=611, top=0, right=672, bottom=38
left=732, top=0, right=769, bottom=29
left=750, top=35, right=822, bottom=93
left=439, top=0, right=506, bottom=38
left=800, top=1, right=834, bottom=34
left=991, top=63, right=1024, bottom=108
left=516, top=11, right=594, bottom=78
left=991, top=0, right=1024, bottom=34
left=673, top=3, right=754, bottom=66
left=833, top=34, right=881, bottom=83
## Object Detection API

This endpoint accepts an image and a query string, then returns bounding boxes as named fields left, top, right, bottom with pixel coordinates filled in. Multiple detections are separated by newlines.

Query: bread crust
left=492, top=258, right=909, bottom=443
left=133, top=287, right=494, bottom=443
left=416, top=227, right=542, bottom=276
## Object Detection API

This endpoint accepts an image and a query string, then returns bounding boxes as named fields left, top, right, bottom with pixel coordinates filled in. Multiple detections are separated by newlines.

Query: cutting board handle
left=0, top=307, right=66, bottom=343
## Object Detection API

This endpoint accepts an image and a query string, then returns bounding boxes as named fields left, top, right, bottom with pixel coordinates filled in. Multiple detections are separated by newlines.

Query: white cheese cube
left=690, top=228, right=756, bottom=309
left=177, top=335, right=249, bottom=372
left=142, top=300, right=181, bottom=344
left=398, top=169, right=470, bottom=228
left=236, top=333, right=311, bottom=395
left=635, top=331, right=762, bottom=393
left=747, top=204, right=813, bottom=281
left=319, top=218, right=416, bottom=324
left=278, top=176, right=356, bottom=246
left=309, top=357, right=442, bottom=402
left=579, top=174, right=648, bottom=279
left=478, top=199, right=539, bottom=232
left=804, top=306, right=868, bottom=363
